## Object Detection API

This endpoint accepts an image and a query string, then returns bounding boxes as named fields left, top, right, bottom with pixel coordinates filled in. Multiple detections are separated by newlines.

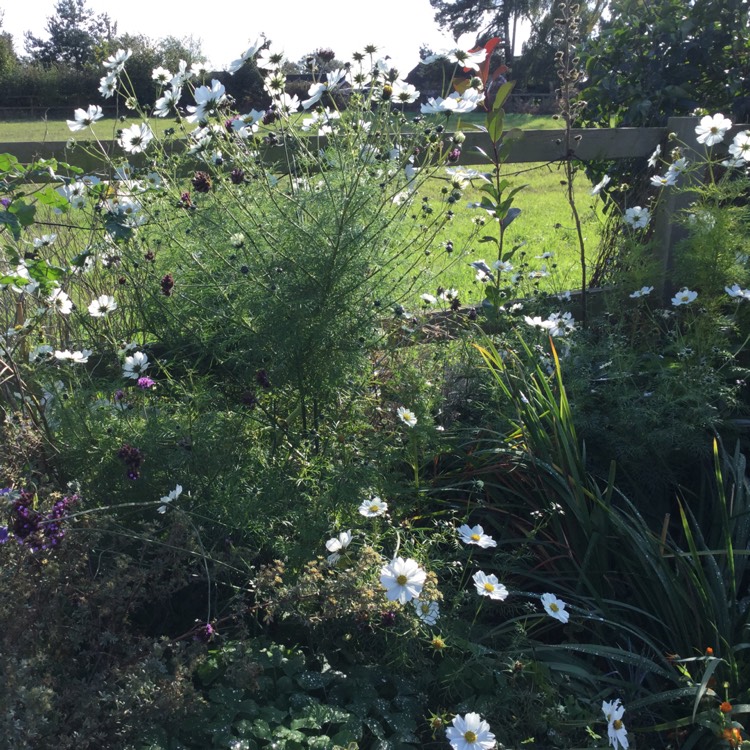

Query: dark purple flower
left=195, top=622, right=216, bottom=642
left=160, top=274, right=175, bottom=296
left=447, top=148, right=461, bottom=163
left=381, top=610, right=397, bottom=627
left=0, top=526, right=8, bottom=544
left=137, top=376, right=156, bottom=390
left=118, top=444, right=144, bottom=479
left=192, top=171, right=212, bottom=193
left=114, top=389, right=125, bottom=402
left=240, top=390, right=258, bottom=408
left=0, top=198, right=11, bottom=209
left=255, top=369, right=271, bottom=389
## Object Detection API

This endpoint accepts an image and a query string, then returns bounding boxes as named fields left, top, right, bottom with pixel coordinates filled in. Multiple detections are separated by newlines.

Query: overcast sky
left=2, top=0, right=474, bottom=73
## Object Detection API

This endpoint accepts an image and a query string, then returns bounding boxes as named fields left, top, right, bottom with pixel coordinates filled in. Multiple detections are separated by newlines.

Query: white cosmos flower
left=473, top=570, right=508, bottom=600
left=420, top=96, right=455, bottom=115
left=666, top=157, right=689, bottom=178
left=33, top=233, right=57, bottom=248
left=186, top=79, right=227, bottom=123
left=158, top=484, right=182, bottom=514
left=650, top=173, right=677, bottom=188
left=359, top=496, right=387, bottom=517
left=396, top=406, right=417, bottom=427
left=99, top=74, right=117, bottom=98
left=57, top=181, right=87, bottom=209
left=170, top=59, right=194, bottom=88
left=67, top=104, right=103, bottom=132
left=446, top=712, right=496, bottom=750
left=29, top=344, right=54, bottom=363
left=541, top=592, right=570, bottom=623
left=325, top=530, right=353, bottom=564
left=413, top=599, right=440, bottom=625
left=671, top=287, right=698, bottom=306
left=103, top=48, right=131, bottom=73
left=493, top=260, right=513, bottom=272
left=118, top=123, right=153, bottom=154
left=276, top=93, right=301, bottom=116
left=423, top=46, right=487, bottom=71
left=470, top=259, right=494, bottom=282
left=647, top=144, right=661, bottom=168
left=623, top=206, right=651, bottom=229
left=153, top=88, right=182, bottom=118
left=421, top=293, right=437, bottom=305
left=591, top=174, right=611, bottom=195
left=380, top=556, right=427, bottom=604
left=151, top=66, right=172, bottom=84
left=726, top=284, right=750, bottom=300
left=629, top=286, right=654, bottom=298
left=729, top=130, right=750, bottom=162
left=54, top=349, right=92, bottom=363
left=88, top=294, right=117, bottom=317
left=695, top=112, right=733, bottom=147
left=457, top=524, right=497, bottom=548
left=444, top=88, right=483, bottom=113
left=48, top=288, right=73, bottom=315
left=391, top=80, right=420, bottom=103
left=123, top=351, right=149, bottom=379
left=302, top=68, right=346, bottom=109
left=439, top=288, right=459, bottom=301
left=256, top=47, right=286, bottom=71
left=602, top=699, right=629, bottom=750
left=227, top=37, right=264, bottom=74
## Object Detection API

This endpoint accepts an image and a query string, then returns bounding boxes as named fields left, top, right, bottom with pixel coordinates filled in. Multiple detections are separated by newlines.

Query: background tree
left=430, top=0, right=606, bottom=89
left=23, top=0, right=115, bottom=70
left=580, top=0, right=750, bottom=127
left=0, top=9, right=17, bottom=78
left=429, top=0, right=558, bottom=66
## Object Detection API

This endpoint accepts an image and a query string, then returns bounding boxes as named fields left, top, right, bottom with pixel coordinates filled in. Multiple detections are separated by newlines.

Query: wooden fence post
left=652, top=116, right=703, bottom=300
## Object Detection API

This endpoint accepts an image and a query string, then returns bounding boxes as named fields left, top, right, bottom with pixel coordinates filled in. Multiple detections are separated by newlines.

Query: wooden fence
left=0, top=115, right=745, bottom=292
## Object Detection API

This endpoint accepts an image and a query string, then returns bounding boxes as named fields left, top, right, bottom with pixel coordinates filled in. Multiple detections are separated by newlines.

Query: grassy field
left=1, top=111, right=599, bottom=308
left=407, top=161, right=602, bottom=308
left=0, top=113, right=562, bottom=142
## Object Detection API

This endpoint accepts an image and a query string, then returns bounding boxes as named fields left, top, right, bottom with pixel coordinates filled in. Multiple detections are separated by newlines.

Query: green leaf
left=0, top=153, right=21, bottom=173
left=478, top=235, right=499, bottom=245
left=9, top=200, right=36, bottom=227
left=251, top=719, right=272, bottom=740
left=36, top=185, right=70, bottom=210
left=487, top=108, right=504, bottom=144
left=0, top=274, right=28, bottom=286
left=492, top=81, right=515, bottom=111
left=0, top=213, right=21, bottom=240
left=484, top=286, right=503, bottom=308
left=501, top=207, right=522, bottom=229
left=26, top=259, right=65, bottom=285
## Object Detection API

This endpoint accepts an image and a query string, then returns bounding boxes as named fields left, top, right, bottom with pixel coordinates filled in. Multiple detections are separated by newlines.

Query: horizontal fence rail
left=0, top=125, right=667, bottom=168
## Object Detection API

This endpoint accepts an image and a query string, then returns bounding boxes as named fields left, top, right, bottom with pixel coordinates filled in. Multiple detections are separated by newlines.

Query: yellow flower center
left=471, top=533, right=481, bottom=541
left=550, top=602, right=559, bottom=612
left=369, top=504, right=379, bottom=513
left=431, top=636, right=446, bottom=650
left=421, top=603, right=430, bottom=614
left=396, top=574, right=408, bottom=585
left=613, top=719, right=623, bottom=731
left=483, top=582, right=495, bottom=592
left=464, top=731, right=478, bottom=743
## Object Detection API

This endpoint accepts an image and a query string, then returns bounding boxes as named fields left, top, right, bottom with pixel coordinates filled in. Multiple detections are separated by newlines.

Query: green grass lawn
left=406, top=161, right=602, bottom=309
